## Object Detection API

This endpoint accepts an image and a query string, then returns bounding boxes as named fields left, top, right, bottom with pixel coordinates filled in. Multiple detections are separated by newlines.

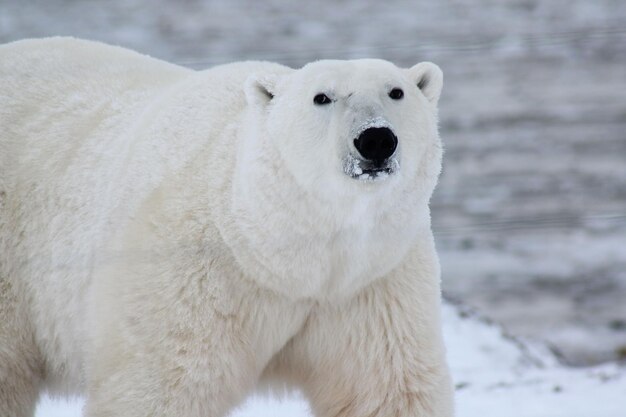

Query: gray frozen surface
left=2, top=0, right=625, bottom=365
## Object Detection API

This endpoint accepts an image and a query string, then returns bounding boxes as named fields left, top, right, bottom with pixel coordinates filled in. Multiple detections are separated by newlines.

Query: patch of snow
left=350, top=116, right=393, bottom=139
left=445, top=302, right=625, bottom=417
left=342, top=153, right=364, bottom=177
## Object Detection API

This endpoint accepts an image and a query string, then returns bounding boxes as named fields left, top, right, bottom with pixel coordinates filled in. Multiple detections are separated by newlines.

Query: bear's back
left=0, top=37, right=190, bottom=185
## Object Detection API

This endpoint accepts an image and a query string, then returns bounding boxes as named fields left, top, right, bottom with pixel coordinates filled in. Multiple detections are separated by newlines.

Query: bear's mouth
left=342, top=154, right=399, bottom=181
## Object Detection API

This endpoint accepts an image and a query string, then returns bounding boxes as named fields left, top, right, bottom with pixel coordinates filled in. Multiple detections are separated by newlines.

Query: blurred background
left=2, top=0, right=625, bottom=367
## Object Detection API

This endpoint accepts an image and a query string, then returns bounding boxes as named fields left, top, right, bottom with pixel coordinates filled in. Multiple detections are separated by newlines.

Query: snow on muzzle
left=343, top=117, right=400, bottom=181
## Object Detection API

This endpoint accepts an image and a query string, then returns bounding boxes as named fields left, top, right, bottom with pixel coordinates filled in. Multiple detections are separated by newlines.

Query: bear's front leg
left=281, top=247, right=454, bottom=417
left=84, top=261, right=311, bottom=417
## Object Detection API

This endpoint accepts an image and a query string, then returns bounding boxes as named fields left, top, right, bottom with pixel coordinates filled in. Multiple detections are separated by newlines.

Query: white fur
left=0, top=37, right=453, bottom=417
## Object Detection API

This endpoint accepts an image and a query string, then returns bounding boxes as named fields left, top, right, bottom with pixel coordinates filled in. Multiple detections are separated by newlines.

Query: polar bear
left=0, top=37, right=453, bottom=417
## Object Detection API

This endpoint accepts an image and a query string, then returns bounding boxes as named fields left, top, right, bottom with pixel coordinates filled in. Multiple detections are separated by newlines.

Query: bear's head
left=243, top=59, right=442, bottom=195
left=231, top=59, right=443, bottom=299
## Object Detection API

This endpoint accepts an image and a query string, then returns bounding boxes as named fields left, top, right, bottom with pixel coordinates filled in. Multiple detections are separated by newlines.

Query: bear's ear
left=244, top=74, right=280, bottom=107
left=407, top=62, right=443, bottom=105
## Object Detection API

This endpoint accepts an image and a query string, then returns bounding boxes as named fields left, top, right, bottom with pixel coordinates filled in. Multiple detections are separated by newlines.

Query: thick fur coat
left=0, top=37, right=453, bottom=417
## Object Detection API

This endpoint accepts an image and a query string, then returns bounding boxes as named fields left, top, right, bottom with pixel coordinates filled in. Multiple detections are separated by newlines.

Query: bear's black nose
left=354, top=127, right=398, bottom=164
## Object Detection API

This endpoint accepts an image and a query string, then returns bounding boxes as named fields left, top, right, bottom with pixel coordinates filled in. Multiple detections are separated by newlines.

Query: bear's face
left=233, top=60, right=443, bottom=298
left=245, top=59, right=443, bottom=204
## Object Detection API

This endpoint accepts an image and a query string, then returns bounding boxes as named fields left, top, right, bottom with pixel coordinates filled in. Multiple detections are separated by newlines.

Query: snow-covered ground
left=35, top=302, right=625, bottom=417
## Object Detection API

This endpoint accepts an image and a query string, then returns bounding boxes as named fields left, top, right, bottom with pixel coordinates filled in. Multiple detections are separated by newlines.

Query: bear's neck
left=209, top=128, right=432, bottom=301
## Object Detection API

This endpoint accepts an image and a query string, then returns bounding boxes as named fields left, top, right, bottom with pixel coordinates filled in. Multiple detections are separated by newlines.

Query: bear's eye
left=313, top=94, right=332, bottom=105
left=389, top=88, right=404, bottom=100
